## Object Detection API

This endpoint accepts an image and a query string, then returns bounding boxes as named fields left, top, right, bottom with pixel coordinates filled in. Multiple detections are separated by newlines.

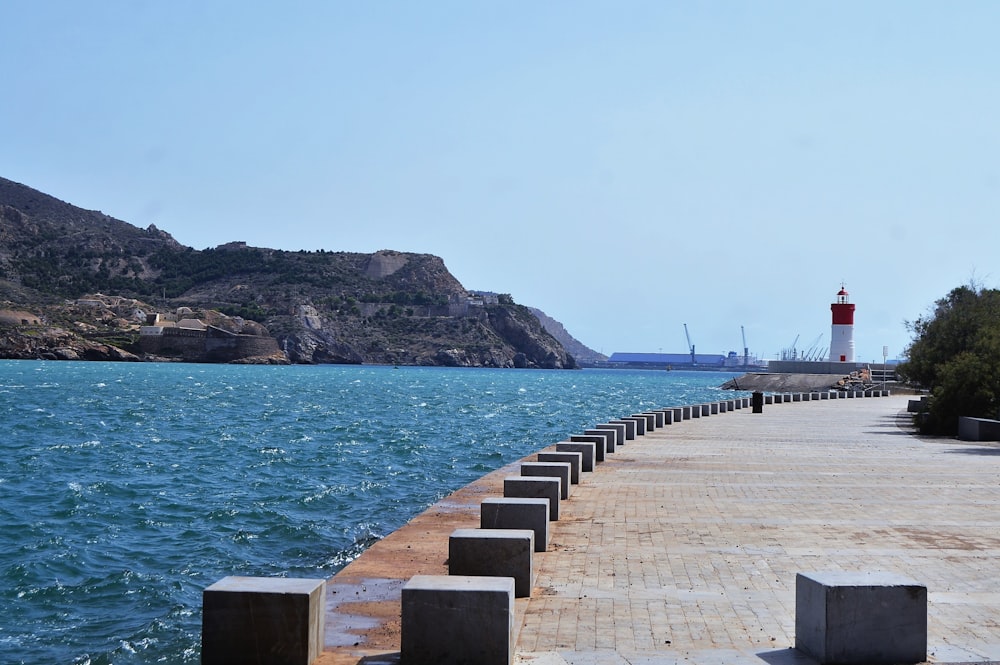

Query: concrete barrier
left=610, top=419, right=638, bottom=439
left=504, top=476, right=560, bottom=520
left=570, top=434, right=609, bottom=459
left=719, top=401, right=728, bottom=413
left=537, top=451, right=582, bottom=484
left=449, top=528, right=534, bottom=598
left=521, top=461, right=572, bottom=499
left=792, top=393, right=803, bottom=402
left=555, top=442, right=596, bottom=472
left=202, top=576, right=326, bottom=665
left=764, top=395, right=774, bottom=405
left=710, top=402, right=720, bottom=415
left=795, top=571, right=926, bottom=665
left=639, top=411, right=663, bottom=432
left=481, top=497, right=549, bottom=552
left=672, top=407, right=684, bottom=422
left=634, top=413, right=657, bottom=430
left=589, top=425, right=623, bottom=448
left=402, top=575, right=515, bottom=665
left=622, top=416, right=647, bottom=435
left=958, top=416, right=1000, bottom=442
left=652, top=408, right=674, bottom=425
left=820, top=391, right=830, bottom=400
left=690, top=404, right=701, bottom=419
left=907, top=397, right=928, bottom=413
left=728, top=399, right=737, bottom=410
left=700, top=404, right=711, bottom=417
left=733, top=398, right=743, bottom=409
left=681, top=406, right=692, bottom=420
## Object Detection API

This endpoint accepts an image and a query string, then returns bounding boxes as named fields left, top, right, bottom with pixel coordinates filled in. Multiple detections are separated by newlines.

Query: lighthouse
left=830, top=286, right=856, bottom=362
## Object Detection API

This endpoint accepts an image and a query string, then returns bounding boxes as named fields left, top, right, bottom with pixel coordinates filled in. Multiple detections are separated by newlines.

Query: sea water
left=0, top=360, right=746, bottom=664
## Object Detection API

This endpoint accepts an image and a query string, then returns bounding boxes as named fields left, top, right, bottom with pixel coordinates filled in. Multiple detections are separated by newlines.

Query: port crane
left=683, top=323, right=696, bottom=365
left=741, top=325, right=749, bottom=366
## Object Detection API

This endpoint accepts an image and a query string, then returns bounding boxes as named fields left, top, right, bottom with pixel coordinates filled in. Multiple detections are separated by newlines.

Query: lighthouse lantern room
left=830, top=286, right=856, bottom=362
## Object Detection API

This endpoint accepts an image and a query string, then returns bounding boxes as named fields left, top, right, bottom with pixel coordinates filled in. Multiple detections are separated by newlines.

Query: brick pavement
left=320, top=395, right=1000, bottom=665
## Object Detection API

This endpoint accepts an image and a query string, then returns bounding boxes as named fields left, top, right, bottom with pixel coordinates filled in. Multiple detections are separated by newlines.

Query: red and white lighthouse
left=830, top=286, right=856, bottom=362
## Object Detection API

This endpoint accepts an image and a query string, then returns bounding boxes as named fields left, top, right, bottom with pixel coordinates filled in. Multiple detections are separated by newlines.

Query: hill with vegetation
left=0, top=176, right=579, bottom=368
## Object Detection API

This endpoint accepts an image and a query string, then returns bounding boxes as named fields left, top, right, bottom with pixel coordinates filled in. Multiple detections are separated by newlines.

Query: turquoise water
left=0, top=361, right=746, bottom=664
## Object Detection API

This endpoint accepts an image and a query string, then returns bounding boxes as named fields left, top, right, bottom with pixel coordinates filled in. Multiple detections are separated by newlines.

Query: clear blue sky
left=4, top=1, right=999, bottom=363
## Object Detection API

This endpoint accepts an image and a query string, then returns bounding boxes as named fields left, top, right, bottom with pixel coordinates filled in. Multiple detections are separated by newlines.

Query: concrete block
left=556, top=442, right=596, bottom=472
left=820, top=391, right=830, bottom=400
left=700, top=404, right=711, bottom=417
left=504, top=476, right=560, bottom=520
left=402, top=574, right=515, bottom=665
left=643, top=410, right=664, bottom=428
left=734, top=398, right=743, bottom=409
left=958, top=416, right=1000, bottom=442
left=610, top=418, right=638, bottom=439
left=656, top=409, right=675, bottom=425
left=690, top=404, right=701, bottom=419
left=202, top=576, right=325, bottom=665
left=719, top=400, right=728, bottom=413
left=570, top=434, right=608, bottom=459
left=449, top=528, right=534, bottom=598
left=793, top=393, right=803, bottom=402
left=681, top=406, right=692, bottom=420
left=710, top=402, right=720, bottom=415
left=728, top=399, right=737, bottom=410
left=672, top=407, right=683, bottom=422
left=635, top=413, right=656, bottom=430
left=521, top=461, right=572, bottom=499
left=589, top=425, right=623, bottom=448
left=481, top=497, right=549, bottom=552
left=795, top=571, right=926, bottom=665
left=538, top=451, right=582, bottom=484
left=622, top=416, right=647, bottom=435
left=764, top=395, right=774, bottom=405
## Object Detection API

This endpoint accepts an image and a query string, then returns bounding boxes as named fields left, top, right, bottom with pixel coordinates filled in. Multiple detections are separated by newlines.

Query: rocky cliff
left=0, top=177, right=577, bottom=368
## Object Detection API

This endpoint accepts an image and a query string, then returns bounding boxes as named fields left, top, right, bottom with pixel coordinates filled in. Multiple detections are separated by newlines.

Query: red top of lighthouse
left=831, top=286, right=855, bottom=324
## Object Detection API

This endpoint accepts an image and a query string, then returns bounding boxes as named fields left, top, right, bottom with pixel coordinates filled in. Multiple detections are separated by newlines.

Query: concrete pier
left=320, top=394, right=1000, bottom=665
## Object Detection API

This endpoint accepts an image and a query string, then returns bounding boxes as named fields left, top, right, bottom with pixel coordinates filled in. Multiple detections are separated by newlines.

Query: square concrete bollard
left=556, top=442, right=596, bottom=472
left=402, top=574, right=515, bottom=665
left=820, top=391, right=830, bottom=400
left=727, top=399, right=737, bottom=410
left=659, top=409, right=674, bottom=425
left=481, top=497, right=549, bottom=552
left=449, top=528, right=534, bottom=598
left=570, top=433, right=609, bottom=459
left=630, top=413, right=655, bottom=431
left=671, top=407, right=683, bottom=422
left=202, top=576, right=325, bottom=665
left=795, top=571, right=927, bottom=665
left=504, top=476, right=560, bottom=520
left=681, top=406, right=691, bottom=420
left=690, top=405, right=701, bottom=419
left=764, top=395, right=773, bottom=404
left=593, top=423, right=626, bottom=445
left=610, top=418, right=638, bottom=439
left=699, top=404, right=711, bottom=417
left=710, top=402, right=719, bottom=414
left=538, top=451, right=582, bottom=484
left=588, top=426, right=622, bottom=448
left=719, top=401, right=728, bottom=413
left=521, top=461, right=572, bottom=499
left=640, top=411, right=663, bottom=428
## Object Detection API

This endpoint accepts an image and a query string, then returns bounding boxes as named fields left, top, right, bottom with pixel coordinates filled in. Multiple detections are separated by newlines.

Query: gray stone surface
left=556, top=442, right=596, bottom=472
left=449, top=528, right=534, bottom=597
left=504, top=476, right=561, bottom=520
left=481, top=497, right=549, bottom=552
left=202, top=576, right=325, bottom=665
left=402, top=574, right=515, bottom=665
left=521, top=461, right=572, bottom=499
left=795, top=571, right=926, bottom=664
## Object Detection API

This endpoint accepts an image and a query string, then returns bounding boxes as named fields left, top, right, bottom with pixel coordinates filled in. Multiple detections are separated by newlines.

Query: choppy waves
left=0, top=361, right=742, bottom=663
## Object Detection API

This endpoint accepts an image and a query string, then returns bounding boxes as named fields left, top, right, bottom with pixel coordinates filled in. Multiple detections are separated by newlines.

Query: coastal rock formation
left=0, top=176, right=582, bottom=367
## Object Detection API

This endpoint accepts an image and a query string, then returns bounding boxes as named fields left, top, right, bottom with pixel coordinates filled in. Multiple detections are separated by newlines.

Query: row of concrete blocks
left=764, top=389, right=892, bottom=404
left=200, top=389, right=903, bottom=665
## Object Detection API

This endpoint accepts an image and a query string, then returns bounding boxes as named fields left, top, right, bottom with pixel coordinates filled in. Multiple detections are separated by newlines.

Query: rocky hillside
left=528, top=307, right=607, bottom=365
left=0, top=177, right=577, bottom=368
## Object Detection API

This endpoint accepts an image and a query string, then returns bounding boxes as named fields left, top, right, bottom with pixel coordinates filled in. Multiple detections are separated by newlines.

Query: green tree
left=897, top=283, right=1000, bottom=434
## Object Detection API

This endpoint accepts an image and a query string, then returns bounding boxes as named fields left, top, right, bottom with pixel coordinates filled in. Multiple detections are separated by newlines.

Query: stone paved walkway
left=320, top=395, right=1000, bottom=665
